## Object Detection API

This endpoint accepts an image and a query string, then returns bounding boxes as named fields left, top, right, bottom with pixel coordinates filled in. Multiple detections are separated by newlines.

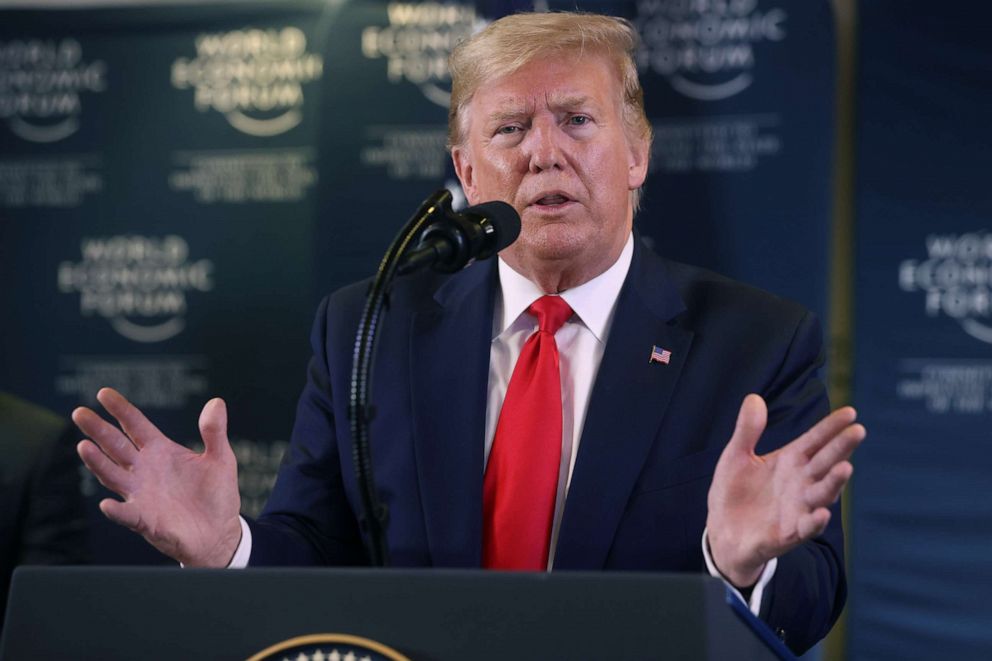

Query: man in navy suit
left=73, top=12, right=864, bottom=654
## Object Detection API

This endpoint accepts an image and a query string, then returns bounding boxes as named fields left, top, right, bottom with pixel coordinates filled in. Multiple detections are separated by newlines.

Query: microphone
left=397, top=198, right=521, bottom=275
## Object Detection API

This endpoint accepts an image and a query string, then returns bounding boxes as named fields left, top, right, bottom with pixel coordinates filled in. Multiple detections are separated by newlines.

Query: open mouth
left=530, top=192, right=574, bottom=208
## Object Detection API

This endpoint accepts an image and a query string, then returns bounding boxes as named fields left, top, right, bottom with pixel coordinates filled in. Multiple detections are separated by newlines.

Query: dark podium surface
left=1, top=567, right=790, bottom=660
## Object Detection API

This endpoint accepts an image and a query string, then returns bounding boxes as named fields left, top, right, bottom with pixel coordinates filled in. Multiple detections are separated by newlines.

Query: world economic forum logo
left=361, top=2, right=487, bottom=108
left=58, top=235, right=214, bottom=343
left=899, top=232, right=992, bottom=345
left=171, top=27, right=323, bottom=137
left=0, top=37, right=107, bottom=142
left=635, top=0, right=787, bottom=101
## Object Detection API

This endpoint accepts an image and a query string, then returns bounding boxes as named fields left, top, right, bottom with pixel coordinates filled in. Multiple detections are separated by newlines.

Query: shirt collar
left=495, top=232, right=634, bottom=342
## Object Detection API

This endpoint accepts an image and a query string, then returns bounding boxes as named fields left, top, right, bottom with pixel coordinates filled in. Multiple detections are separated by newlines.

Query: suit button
left=775, top=627, right=787, bottom=643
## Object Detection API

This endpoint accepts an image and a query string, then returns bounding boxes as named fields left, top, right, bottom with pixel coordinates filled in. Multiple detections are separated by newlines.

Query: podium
left=1, top=567, right=792, bottom=660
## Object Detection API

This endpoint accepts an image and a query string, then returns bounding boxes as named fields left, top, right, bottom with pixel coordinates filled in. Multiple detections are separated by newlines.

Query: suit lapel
left=555, top=240, right=694, bottom=569
left=409, top=261, right=496, bottom=567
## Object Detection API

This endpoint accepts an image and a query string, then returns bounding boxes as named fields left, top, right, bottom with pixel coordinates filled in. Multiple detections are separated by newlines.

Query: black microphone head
left=462, top=200, right=521, bottom=256
left=410, top=198, right=522, bottom=275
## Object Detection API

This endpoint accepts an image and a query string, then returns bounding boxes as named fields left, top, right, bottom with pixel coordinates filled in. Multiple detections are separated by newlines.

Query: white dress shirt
left=230, top=231, right=776, bottom=615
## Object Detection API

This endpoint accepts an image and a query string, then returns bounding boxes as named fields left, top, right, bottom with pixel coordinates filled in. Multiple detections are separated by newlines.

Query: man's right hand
left=73, top=387, right=243, bottom=567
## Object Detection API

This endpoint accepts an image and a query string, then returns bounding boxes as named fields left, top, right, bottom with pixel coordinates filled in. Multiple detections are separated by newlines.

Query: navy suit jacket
left=248, top=237, right=845, bottom=654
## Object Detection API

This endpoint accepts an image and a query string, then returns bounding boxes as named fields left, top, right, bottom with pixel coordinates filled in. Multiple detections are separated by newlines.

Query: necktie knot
left=528, top=295, right=573, bottom=335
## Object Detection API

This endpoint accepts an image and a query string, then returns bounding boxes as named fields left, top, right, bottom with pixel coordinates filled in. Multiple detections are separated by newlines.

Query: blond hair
left=447, top=12, right=652, bottom=207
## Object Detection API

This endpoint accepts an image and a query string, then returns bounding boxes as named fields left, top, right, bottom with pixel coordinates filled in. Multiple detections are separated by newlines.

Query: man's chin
left=504, top=232, right=590, bottom=267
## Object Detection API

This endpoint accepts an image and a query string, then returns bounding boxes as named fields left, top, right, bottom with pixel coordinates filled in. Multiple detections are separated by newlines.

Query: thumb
left=198, top=397, right=229, bottom=455
left=727, top=393, right=767, bottom=457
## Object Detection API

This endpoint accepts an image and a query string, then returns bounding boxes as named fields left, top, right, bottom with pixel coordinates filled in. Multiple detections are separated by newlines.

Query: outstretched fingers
left=794, top=406, right=859, bottom=458
left=96, top=387, right=165, bottom=449
left=806, top=423, right=865, bottom=481
left=804, top=461, right=854, bottom=510
left=77, top=439, right=133, bottom=496
left=99, top=498, right=144, bottom=533
left=72, top=405, right=139, bottom=467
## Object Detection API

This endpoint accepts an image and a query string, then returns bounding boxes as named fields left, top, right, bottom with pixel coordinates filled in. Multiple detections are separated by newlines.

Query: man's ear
left=627, top=136, right=650, bottom=191
left=452, top=146, right=476, bottom=203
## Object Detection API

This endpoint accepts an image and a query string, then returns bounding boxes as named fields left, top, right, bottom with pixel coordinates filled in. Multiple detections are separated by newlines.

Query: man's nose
left=524, top=121, right=564, bottom=173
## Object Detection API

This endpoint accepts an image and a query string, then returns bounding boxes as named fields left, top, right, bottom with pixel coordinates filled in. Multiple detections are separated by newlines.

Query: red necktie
left=483, top=295, right=573, bottom=570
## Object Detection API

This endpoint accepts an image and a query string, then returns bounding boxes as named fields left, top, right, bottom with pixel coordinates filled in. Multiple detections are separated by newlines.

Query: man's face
left=452, top=53, right=649, bottom=288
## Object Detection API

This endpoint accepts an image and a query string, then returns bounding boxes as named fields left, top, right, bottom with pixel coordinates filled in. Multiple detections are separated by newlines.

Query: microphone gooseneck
left=349, top=190, right=520, bottom=567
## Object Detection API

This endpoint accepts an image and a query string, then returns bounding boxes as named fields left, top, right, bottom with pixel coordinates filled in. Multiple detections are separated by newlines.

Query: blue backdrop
left=850, top=2, right=992, bottom=658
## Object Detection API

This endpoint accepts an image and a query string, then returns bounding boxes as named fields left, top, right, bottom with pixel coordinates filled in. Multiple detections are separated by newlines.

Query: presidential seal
left=247, top=633, right=411, bottom=661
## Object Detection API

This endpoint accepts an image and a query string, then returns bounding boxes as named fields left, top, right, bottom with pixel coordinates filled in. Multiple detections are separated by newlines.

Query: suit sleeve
left=755, top=310, right=846, bottom=655
left=0, top=399, right=88, bottom=628
left=246, top=296, right=367, bottom=566
left=20, top=421, right=89, bottom=566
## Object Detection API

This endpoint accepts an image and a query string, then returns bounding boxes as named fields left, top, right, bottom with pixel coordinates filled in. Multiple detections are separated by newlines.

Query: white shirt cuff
left=701, top=527, right=777, bottom=616
left=226, top=516, right=252, bottom=568
left=178, top=516, right=251, bottom=569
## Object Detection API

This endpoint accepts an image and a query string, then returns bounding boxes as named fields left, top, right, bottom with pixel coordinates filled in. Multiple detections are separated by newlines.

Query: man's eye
left=569, top=115, right=590, bottom=126
left=497, top=125, right=520, bottom=135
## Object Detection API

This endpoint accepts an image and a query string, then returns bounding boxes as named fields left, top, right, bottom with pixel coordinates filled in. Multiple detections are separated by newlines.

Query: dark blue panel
left=851, top=2, right=992, bottom=659
left=631, top=0, right=835, bottom=318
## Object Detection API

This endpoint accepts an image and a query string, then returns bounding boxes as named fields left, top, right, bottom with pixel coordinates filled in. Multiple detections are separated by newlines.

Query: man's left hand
left=706, top=394, right=866, bottom=588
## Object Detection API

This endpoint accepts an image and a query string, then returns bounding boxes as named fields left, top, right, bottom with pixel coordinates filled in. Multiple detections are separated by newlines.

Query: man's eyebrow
left=484, top=101, right=531, bottom=125
left=548, top=94, right=596, bottom=111
left=482, top=94, right=600, bottom=126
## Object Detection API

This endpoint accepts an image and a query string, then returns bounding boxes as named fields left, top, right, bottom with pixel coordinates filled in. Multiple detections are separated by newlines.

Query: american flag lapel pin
left=649, top=345, right=672, bottom=365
